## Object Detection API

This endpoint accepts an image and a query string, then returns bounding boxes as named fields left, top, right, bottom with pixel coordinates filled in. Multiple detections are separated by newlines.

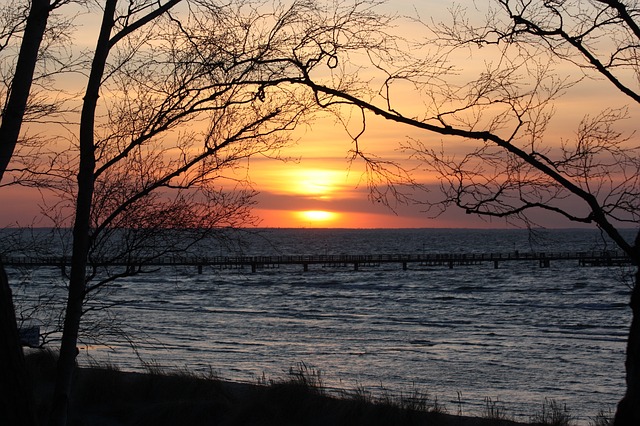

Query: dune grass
left=23, top=350, right=613, bottom=426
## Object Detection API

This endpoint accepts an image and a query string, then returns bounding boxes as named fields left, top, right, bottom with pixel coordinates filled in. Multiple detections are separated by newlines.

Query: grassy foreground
left=25, top=350, right=607, bottom=426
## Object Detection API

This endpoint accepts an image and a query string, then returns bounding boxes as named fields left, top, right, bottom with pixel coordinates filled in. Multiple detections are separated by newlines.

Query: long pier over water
left=2, top=250, right=635, bottom=273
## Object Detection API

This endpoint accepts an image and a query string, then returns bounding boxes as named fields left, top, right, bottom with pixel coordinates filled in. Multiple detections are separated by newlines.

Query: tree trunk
left=0, top=0, right=50, bottom=182
left=614, top=230, right=640, bottom=426
left=0, top=264, right=39, bottom=426
left=47, top=2, right=117, bottom=425
left=0, top=1, right=51, bottom=425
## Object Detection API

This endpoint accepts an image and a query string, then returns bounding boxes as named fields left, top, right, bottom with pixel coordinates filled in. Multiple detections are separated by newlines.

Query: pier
left=1, top=250, right=634, bottom=273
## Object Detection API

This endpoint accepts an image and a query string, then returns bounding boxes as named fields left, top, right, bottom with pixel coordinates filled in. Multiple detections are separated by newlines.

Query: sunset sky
left=246, top=112, right=512, bottom=229
left=0, top=0, right=634, bottom=229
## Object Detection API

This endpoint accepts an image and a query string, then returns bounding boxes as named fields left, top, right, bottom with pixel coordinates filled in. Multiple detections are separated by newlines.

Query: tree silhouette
left=0, top=1, right=61, bottom=424
left=271, top=0, right=639, bottom=424
left=0, top=1, right=379, bottom=425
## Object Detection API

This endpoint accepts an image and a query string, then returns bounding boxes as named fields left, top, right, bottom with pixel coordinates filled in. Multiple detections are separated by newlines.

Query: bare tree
left=0, top=1, right=392, bottom=424
left=0, top=1, right=70, bottom=425
left=35, top=1, right=383, bottom=424
left=256, top=0, right=640, bottom=424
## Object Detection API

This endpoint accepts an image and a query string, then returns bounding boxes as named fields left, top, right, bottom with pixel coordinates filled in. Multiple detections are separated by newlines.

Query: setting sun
left=297, top=210, right=339, bottom=223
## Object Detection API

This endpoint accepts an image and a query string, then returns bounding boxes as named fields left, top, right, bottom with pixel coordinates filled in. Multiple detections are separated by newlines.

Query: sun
left=300, top=210, right=336, bottom=221
left=252, top=165, right=354, bottom=227
left=295, top=210, right=340, bottom=226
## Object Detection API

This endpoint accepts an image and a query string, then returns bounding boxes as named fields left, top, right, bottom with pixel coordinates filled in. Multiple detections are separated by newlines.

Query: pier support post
left=538, top=253, right=549, bottom=268
left=251, top=263, right=256, bottom=273
left=354, top=262, right=359, bottom=271
left=494, top=260, right=499, bottom=269
left=303, top=263, right=308, bottom=272
left=448, top=260, right=453, bottom=269
left=402, top=262, right=407, bottom=271
left=197, top=264, right=202, bottom=274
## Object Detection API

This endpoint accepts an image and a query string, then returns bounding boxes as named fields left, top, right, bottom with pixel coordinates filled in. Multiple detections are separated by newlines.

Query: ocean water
left=9, top=228, right=638, bottom=423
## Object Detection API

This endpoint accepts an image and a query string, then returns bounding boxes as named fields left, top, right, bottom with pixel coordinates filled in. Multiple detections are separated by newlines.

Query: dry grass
left=589, top=408, right=613, bottom=426
left=483, top=397, right=513, bottom=424
left=23, top=350, right=611, bottom=426
left=530, top=399, right=574, bottom=426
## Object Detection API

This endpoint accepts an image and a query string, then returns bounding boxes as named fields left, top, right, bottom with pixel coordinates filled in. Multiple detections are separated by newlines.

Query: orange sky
left=1, top=1, right=634, bottom=229
left=1, top=88, right=629, bottom=231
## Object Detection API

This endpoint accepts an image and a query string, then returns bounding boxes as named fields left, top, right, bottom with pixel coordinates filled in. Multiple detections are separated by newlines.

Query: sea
left=7, top=228, right=638, bottom=423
